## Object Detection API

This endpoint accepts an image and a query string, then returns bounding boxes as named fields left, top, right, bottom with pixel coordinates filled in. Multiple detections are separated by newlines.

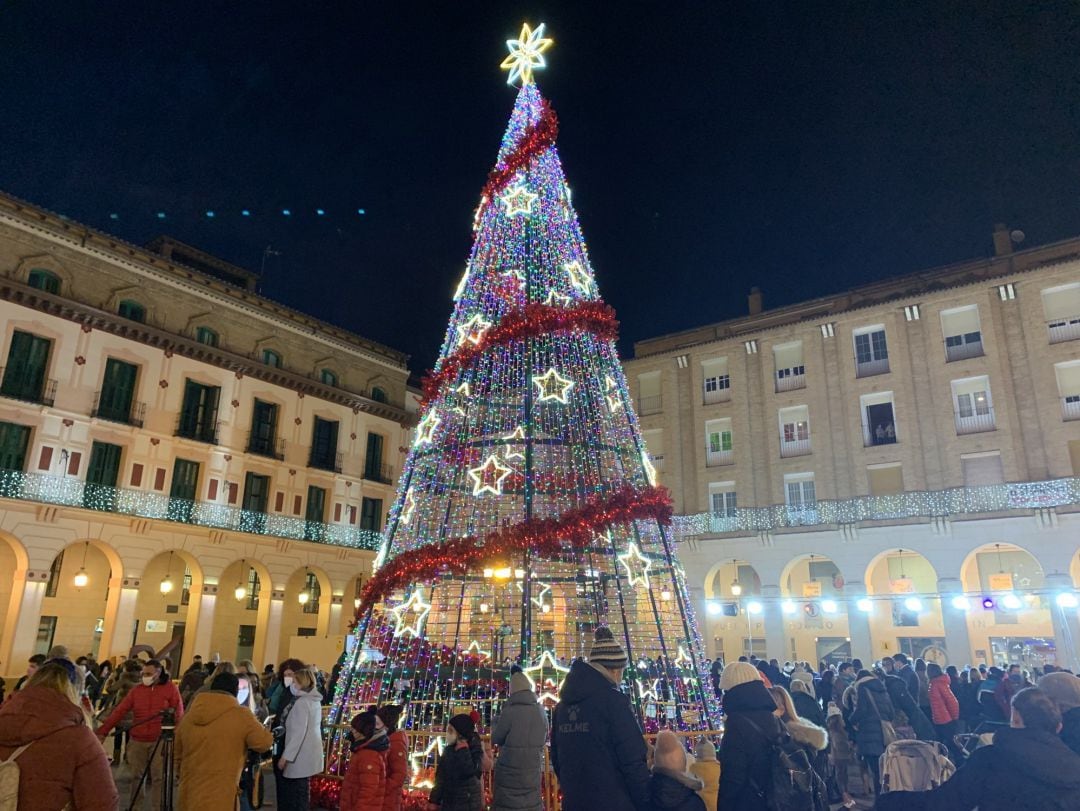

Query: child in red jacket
left=341, top=709, right=389, bottom=810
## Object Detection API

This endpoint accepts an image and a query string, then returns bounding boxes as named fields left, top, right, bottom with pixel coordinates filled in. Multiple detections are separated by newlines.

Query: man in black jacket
left=551, top=628, right=651, bottom=811
left=881, top=657, right=935, bottom=740
left=893, top=653, right=920, bottom=701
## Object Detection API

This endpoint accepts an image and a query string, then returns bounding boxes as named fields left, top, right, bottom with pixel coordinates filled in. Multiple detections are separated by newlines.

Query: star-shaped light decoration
left=373, top=539, right=390, bottom=572
left=525, top=649, right=570, bottom=703
left=454, top=381, right=472, bottom=397
left=453, top=265, right=470, bottom=301
left=500, top=22, right=554, bottom=86
left=604, top=374, right=623, bottom=413
left=414, top=410, right=441, bottom=447
left=503, top=425, right=526, bottom=461
left=457, top=313, right=492, bottom=347
left=468, top=454, right=515, bottom=496
left=501, top=184, right=539, bottom=217
left=617, top=541, right=653, bottom=589
left=533, top=368, right=574, bottom=403
left=637, top=678, right=661, bottom=703
left=408, top=737, right=444, bottom=789
left=465, top=639, right=490, bottom=659
left=399, top=488, right=417, bottom=526
left=674, top=644, right=692, bottom=669
left=390, top=588, right=432, bottom=638
left=564, top=261, right=592, bottom=294
left=515, top=578, right=552, bottom=610
left=544, top=290, right=572, bottom=307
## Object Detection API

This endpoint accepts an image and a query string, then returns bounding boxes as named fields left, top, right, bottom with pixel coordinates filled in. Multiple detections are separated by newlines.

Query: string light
left=532, top=367, right=574, bottom=402
left=617, top=541, right=653, bottom=589
left=500, top=22, right=554, bottom=86
left=500, top=184, right=539, bottom=217
left=390, top=588, right=431, bottom=638
left=467, top=454, right=515, bottom=496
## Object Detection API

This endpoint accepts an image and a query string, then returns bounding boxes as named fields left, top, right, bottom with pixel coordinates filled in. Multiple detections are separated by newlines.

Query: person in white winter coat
left=277, top=667, right=324, bottom=810
left=492, top=669, right=549, bottom=811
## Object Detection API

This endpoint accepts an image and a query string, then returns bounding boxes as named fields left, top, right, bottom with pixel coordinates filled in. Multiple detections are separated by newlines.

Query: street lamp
left=160, top=551, right=175, bottom=595
left=72, top=542, right=90, bottom=589
left=234, top=559, right=247, bottom=601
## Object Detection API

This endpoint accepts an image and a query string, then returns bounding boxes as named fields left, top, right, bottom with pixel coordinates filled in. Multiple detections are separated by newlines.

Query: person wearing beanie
left=173, top=670, right=273, bottom=811
left=552, top=628, right=652, bottom=811
left=341, top=709, right=389, bottom=811
left=688, top=739, right=720, bottom=811
left=789, top=677, right=826, bottom=727
left=376, top=704, right=408, bottom=811
left=429, top=713, right=484, bottom=811
left=650, top=730, right=706, bottom=811
left=717, top=660, right=785, bottom=811
left=492, top=670, right=548, bottom=811
left=1038, top=671, right=1080, bottom=755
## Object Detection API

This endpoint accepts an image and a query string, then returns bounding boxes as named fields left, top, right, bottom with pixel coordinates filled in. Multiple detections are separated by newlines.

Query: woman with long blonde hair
left=0, top=660, right=118, bottom=809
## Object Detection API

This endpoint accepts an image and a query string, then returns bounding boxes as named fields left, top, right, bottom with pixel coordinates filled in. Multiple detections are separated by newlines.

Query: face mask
left=1010, top=674, right=1022, bottom=684
left=289, top=684, right=303, bottom=696
left=141, top=676, right=155, bottom=687
left=283, top=676, right=294, bottom=689
left=76, top=664, right=87, bottom=677
left=237, top=689, right=250, bottom=705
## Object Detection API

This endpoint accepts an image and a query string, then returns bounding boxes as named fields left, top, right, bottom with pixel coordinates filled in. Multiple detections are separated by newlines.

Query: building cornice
left=0, top=278, right=415, bottom=425
left=0, top=194, right=409, bottom=372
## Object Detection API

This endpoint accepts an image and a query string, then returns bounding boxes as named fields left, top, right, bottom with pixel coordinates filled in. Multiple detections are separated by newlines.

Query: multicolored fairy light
left=618, top=541, right=653, bottom=589
left=389, top=588, right=431, bottom=638
left=468, top=454, right=515, bottom=496
left=532, top=367, right=574, bottom=402
left=500, top=22, right=554, bottom=86
left=500, top=184, right=539, bottom=217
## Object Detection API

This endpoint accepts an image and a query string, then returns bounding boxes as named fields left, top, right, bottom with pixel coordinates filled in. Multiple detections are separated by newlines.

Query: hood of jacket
left=786, top=717, right=828, bottom=751
left=0, top=685, right=85, bottom=746
left=185, top=690, right=248, bottom=726
left=856, top=674, right=886, bottom=697
left=506, top=689, right=540, bottom=707
left=722, top=678, right=777, bottom=715
left=651, top=768, right=705, bottom=808
left=991, top=727, right=1080, bottom=789
left=559, top=659, right=620, bottom=705
left=291, top=687, right=323, bottom=706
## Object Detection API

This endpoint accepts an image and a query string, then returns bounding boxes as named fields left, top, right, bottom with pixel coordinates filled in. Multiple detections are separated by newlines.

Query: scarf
left=351, top=726, right=390, bottom=753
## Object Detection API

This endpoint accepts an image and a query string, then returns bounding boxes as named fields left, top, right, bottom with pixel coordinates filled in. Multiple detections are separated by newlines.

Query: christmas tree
left=320, top=23, right=719, bottom=803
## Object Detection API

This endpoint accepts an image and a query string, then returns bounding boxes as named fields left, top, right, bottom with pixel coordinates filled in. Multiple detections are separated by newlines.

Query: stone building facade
left=0, top=192, right=413, bottom=677
left=625, top=225, right=1080, bottom=671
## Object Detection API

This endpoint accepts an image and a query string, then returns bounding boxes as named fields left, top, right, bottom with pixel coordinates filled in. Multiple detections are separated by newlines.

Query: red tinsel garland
left=421, top=301, right=619, bottom=406
left=359, top=484, right=672, bottom=612
left=482, top=100, right=559, bottom=200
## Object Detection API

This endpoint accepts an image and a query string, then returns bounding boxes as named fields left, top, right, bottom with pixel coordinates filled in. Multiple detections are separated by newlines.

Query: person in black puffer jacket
left=1038, top=672, right=1080, bottom=756
left=716, top=662, right=785, bottom=811
left=876, top=688, right=1080, bottom=811
left=551, top=628, right=651, bottom=811
left=428, top=714, right=483, bottom=811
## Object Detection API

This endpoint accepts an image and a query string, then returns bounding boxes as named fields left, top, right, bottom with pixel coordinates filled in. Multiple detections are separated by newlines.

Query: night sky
left=2, top=3, right=1079, bottom=371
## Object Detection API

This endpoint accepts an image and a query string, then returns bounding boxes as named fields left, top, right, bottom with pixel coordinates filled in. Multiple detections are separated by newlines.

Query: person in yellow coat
left=689, top=739, right=720, bottom=811
left=175, top=672, right=274, bottom=811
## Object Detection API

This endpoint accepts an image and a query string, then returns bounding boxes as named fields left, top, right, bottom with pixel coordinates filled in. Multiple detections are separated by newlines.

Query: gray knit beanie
left=588, top=627, right=628, bottom=670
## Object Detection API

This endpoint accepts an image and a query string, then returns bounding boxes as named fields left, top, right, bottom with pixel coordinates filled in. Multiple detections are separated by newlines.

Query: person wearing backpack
left=0, top=659, right=118, bottom=810
left=850, top=669, right=895, bottom=794
left=716, top=662, right=784, bottom=810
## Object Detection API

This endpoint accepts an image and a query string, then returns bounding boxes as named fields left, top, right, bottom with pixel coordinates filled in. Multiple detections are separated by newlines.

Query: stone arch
left=704, top=559, right=761, bottom=600
left=0, top=532, right=30, bottom=675
left=863, top=547, right=945, bottom=661
left=131, top=549, right=204, bottom=668
left=960, top=541, right=1054, bottom=669
left=279, top=565, right=334, bottom=664
left=40, top=539, right=121, bottom=660
left=209, top=558, right=273, bottom=666
left=778, top=552, right=851, bottom=667
left=779, top=553, right=847, bottom=599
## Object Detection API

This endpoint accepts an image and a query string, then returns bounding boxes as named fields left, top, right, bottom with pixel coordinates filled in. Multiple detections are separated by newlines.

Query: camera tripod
left=126, top=711, right=176, bottom=811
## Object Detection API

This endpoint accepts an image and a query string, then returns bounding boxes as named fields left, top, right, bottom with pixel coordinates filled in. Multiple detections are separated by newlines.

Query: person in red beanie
left=341, top=709, right=389, bottom=811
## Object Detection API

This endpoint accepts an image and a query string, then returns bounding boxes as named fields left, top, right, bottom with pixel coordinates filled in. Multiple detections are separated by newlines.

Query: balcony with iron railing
left=779, top=437, right=812, bottom=458
left=1063, top=397, right=1080, bottom=421
left=1048, top=316, right=1080, bottom=344
left=675, top=476, right=1080, bottom=536
left=945, top=336, right=985, bottom=362
left=0, top=469, right=382, bottom=549
left=706, top=449, right=734, bottom=467
left=91, top=391, right=146, bottom=428
left=0, top=368, right=57, bottom=407
left=363, top=461, right=395, bottom=485
left=863, top=422, right=898, bottom=447
left=775, top=372, right=806, bottom=393
left=954, top=407, right=996, bottom=435
left=174, top=416, right=220, bottom=445
left=855, top=357, right=890, bottom=378
left=246, top=432, right=286, bottom=461
left=703, top=387, right=732, bottom=405
left=309, top=450, right=343, bottom=474
left=637, top=394, right=662, bottom=416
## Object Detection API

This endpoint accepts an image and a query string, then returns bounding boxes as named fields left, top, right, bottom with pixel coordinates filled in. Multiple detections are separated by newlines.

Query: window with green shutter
left=27, top=269, right=60, bottom=294
left=167, top=458, right=200, bottom=523
left=364, top=432, right=385, bottom=480
left=360, top=497, right=382, bottom=531
left=241, top=472, right=270, bottom=533
left=309, top=417, right=339, bottom=471
left=177, top=380, right=220, bottom=443
left=320, top=369, right=338, bottom=387
left=84, top=441, right=122, bottom=510
left=195, top=327, right=219, bottom=347
left=0, top=421, right=31, bottom=471
left=1, top=331, right=52, bottom=404
left=248, top=400, right=279, bottom=457
left=304, top=485, right=327, bottom=541
left=262, top=349, right=282, bottom=368
left=118, top=300, right=146, bottom=322
left=97, top=358, right=138, bottom=424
